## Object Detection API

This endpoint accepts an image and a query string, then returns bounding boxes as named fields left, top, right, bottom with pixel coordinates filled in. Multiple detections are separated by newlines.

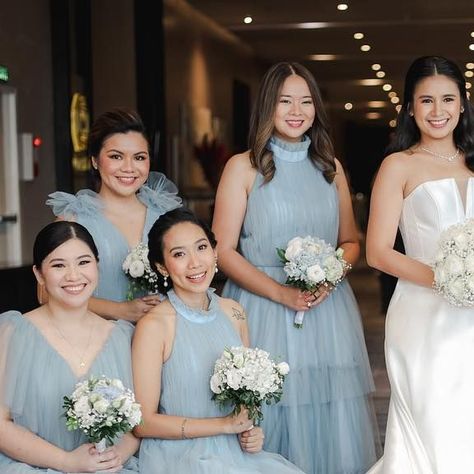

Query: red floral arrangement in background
left=194, top=134, right=231, bottom=190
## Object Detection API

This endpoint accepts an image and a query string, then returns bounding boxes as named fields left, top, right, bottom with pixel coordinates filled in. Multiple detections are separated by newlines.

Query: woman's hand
left=276, top=285, right=313, bottom=312
left=224, top=407, right=254, bottom=434
left=239, top=426, right=264, bottom=453
left=122, top=296, right=161, bottom=322
left=63, top=444, right=123, bottom=473
left=303, top=283, right=334, bottom=308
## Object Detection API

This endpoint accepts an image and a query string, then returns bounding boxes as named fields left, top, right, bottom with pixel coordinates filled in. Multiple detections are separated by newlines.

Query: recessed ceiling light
left=471, top=32, right=474, bottom=37
left=368, top=101, right=386, bottom=108
left=388, top=91, right=397, bottom=98
left=243, top=16, right=253, bottom=24
left=308, top=54, right=338, bottom=61
left=389, top=119, right=397, bottom=128
left=360, top=44, right=371, bottom=52
left=465, top=71, right=474, bottom=78
left=469, top=44, right=474, bottom=51
left=395, top=104, right=402, bottom=113
left=337, top=3, right=349, bottom=11
left=371, top=64, right=381, bottom=71
left=358, top=79, right=384, bottom=86
left=366, top=112, right=381, bottom=119
left=391, top=96, right=400, bottom=104
left=382, top=84, right=392, bottom=91
left=344, top=102, right=353, bottom=110
left=467, top=63, right=474, bottom=70
left=376, top=71, right=386, bottom=78
left=466, top=82, right=472, bottom=89
left=353, top=32, right=364, bottom=40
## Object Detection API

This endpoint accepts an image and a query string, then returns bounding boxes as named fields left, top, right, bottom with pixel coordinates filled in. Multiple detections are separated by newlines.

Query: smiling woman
left=46, top=109, right=182, bottom=323
left=0, top=221, right=139, bottom=473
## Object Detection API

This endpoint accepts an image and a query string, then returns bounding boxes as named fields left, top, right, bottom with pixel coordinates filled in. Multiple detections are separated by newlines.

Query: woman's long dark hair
left=387, top=56, right=474, bottom=171
left=248, top=62, right=336, bottom=184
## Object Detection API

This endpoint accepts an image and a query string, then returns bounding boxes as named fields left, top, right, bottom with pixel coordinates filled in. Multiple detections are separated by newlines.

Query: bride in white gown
left=366, top=56, right=474, bottom=473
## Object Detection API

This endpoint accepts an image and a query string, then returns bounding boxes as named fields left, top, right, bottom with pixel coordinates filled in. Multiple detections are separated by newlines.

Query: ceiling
left=187, top=0, right=474, bottom=125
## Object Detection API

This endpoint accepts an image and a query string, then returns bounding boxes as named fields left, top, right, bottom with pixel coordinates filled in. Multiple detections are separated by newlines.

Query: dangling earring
left=214, top=258, right=218, bottom=274
left=461, top=107, right=465, bottom=113
left=163, top=274, right=168, bottom=287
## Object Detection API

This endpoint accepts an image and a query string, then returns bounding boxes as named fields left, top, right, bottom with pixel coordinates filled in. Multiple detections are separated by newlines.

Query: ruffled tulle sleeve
left=46, top=189, right=103, bottom=219
left=138, top=171, right=182, bottom=215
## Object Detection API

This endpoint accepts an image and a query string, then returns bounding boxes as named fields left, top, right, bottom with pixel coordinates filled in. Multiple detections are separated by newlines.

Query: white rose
left=307, top=264, right=325, bottom=284
left=276, top=362, right=290, bottom=376
left=467, top=275, right=474, bottom=293
left=434, top=265, right=448, bottom=286
left=447, top=277, right=465, bottom=300
left=233, top=352, right=245, bottom=369
left=285, top=238, right=303, bottom=261
left=465, top=254, right=474, bottom=273
left=453, top=231, right=469, bottom=250
left=93, top=398, right=110, bottom=414
left=324, top=257, right=344, bottom=283
left=226, top=370, right=243, bottom=390
left=444, top=254, right=464, bottom=275
left=210, top=374, right=222, bottom=394
left=128, top=260, right=145, bottom=278
left=111, top=379, right=125, bottom=390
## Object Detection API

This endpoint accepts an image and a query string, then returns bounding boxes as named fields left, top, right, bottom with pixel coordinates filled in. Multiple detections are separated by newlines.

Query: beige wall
left=0, top=0, right=56, bottom=262
left=164, top=0, right=265, bottom=192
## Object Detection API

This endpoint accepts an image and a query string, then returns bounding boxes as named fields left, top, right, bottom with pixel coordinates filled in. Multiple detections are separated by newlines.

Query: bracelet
left=181, top=418, right=188, bottom=439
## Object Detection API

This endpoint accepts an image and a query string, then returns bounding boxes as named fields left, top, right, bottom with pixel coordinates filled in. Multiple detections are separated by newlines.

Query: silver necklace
left=420, top=146, right=460, bottom=162
left=47, top=311, right=94, bottom=369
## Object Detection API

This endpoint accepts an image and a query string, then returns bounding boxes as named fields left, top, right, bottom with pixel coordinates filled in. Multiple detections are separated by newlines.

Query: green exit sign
left=0, top=65, right=9, bottom=83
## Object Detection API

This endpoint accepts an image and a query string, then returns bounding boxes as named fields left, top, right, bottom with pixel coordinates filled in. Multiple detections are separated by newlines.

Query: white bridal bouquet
left=277, top=235, right=351, bottom=328
left=122, top=242, right=159, bottom=299
left=210, top=346, right=289, bottom=425
left=433, top=218, right=474, bottom=307
left=63, top=376, right=142, bottom=453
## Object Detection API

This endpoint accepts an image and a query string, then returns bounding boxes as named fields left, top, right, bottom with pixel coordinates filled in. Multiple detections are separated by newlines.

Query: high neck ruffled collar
left=268, top=135, right=311, bottom=162
left=167, top=288, right=219, bottom=323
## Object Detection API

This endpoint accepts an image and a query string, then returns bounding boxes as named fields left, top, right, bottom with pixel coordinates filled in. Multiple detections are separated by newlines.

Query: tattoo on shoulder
left=231, top=307, right=246, bottom=320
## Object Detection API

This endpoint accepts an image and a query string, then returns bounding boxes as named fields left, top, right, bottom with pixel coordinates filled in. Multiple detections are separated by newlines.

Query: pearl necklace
left=420, top=146, right=460, bottom=162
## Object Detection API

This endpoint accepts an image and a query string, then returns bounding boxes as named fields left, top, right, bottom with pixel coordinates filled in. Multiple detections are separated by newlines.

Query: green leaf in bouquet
left=276, top=248, right=287, bottom=263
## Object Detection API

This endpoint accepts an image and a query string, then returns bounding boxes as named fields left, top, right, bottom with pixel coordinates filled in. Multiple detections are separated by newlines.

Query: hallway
left=349, top=257, right=390, bottom=445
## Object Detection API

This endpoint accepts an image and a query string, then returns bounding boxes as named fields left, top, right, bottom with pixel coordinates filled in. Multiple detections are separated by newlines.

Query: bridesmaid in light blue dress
left=47, top=109, right=181, bottom=322
left=213, top=63, right=379, bottom=473
left=133, top=208, right=304, bottom=473
left=0, top=221, right=139, bottom=473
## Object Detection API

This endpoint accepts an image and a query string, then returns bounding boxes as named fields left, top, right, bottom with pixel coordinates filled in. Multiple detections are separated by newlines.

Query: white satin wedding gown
left=369, top=177, right=474, bottom=473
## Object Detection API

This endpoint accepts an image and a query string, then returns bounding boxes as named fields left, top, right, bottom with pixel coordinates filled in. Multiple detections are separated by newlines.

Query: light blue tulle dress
left=46, top=172, right=181, bottom=303
left=223, top=136, right=378, bottom=474
left=0, top=311, right=138, bottom=473
left=138, top=289, right=304, bottom=474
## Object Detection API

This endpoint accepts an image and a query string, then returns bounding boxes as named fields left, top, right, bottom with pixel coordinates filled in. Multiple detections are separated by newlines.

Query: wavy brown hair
left=248, top=62, right=336, bottom=183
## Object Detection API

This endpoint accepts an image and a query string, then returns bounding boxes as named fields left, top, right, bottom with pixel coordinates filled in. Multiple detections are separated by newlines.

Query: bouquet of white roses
left=63, top=376, right=142, bottom=453
left=277, top=235, right=351, bottom=328
left=210, top=346, right=289, bottom=425
left=433, top=218, right=474, bottom=307
left=122, top=242, right=159, bottom=299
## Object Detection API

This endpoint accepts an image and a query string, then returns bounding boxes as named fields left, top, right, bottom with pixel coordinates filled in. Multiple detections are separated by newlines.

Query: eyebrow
left=280, top=94, right=312, bottom=98
left=169, top=238, right=208, bottom=253
left=48, top=254, right=93, bottom=263
left=106, top=148, right=149, bottom=155
left=417, top=94, right=457, bottom=98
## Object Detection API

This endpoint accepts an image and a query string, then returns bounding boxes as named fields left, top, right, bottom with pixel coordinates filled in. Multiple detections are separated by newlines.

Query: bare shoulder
left=135, top=300, right=176, bottom=333
left=219, top=297, right=247, bottom=321
left=219, top=151, right=257, bottom=195
left=224, top=151, right=253, bottom=172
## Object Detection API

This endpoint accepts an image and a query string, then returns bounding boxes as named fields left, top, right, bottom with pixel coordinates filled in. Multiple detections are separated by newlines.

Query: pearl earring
left=214, top=259, right=218, bottom=274
left=163, top=274, right=168, bottom=287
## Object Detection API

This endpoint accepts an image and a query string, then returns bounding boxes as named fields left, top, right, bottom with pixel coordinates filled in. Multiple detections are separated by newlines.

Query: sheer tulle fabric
left=138, top=289, right=304, bottom=474
left=223, top=136, right=379, bottom=474
left=46, top=172, right=181, bottom=303
left=368, top=178, right=474, bottom=473
left=0, top=312, right=138, bottom=473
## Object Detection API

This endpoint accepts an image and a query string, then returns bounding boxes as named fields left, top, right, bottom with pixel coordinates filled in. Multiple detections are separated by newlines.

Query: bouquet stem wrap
left=95, top=438, right=107, bottom=453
